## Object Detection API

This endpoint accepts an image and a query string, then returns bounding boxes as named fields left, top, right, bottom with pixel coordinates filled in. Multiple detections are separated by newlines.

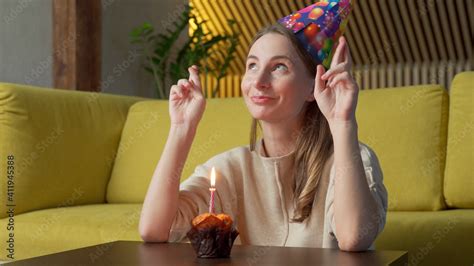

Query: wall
left=0, top=0, right=53, bottom=87
left=0, top=0, right=189, bottom=98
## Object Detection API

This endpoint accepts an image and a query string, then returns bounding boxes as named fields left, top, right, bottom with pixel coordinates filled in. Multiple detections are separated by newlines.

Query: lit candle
left=209, top=167, right=216, bottom=214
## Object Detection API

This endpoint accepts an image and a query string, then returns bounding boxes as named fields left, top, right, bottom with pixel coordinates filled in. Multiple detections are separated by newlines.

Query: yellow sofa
left=0, top=72, right=472, bottom=265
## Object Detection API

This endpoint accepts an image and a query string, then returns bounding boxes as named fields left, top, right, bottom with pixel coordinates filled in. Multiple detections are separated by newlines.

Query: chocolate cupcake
left=186, top=213, right=239, bottom=258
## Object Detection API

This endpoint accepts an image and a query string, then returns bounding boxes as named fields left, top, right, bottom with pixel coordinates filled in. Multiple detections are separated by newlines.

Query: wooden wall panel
left=53, top=0, right=101, bottom=91
left=190, top=0, right=472, bottom=94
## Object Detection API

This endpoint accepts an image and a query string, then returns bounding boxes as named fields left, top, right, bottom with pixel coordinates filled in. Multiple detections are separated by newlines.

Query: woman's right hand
left=169, top=65, right=206, bottom=129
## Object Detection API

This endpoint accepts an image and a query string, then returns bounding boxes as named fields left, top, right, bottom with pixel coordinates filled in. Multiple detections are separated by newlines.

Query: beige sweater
left=169, top=138, right=388, bottom=250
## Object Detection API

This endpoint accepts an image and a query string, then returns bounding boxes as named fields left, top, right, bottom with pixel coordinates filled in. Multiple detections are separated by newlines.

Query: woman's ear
left=306, top=85, right=316, bottom=102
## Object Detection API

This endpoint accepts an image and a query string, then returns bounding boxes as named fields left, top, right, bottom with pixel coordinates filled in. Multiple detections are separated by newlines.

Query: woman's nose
left=254, top=71, right=271, bottom=90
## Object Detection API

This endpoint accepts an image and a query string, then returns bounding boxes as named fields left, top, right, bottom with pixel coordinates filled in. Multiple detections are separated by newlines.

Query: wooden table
left=7, top=241, right=407, bottom=265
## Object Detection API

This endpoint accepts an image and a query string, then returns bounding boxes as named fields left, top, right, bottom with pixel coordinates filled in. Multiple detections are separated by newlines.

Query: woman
left=139, top=23, right=388, bottom=251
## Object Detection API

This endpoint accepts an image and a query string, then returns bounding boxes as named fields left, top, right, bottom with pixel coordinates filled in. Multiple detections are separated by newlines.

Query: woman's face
left=241, top=33, right=315, bottom=123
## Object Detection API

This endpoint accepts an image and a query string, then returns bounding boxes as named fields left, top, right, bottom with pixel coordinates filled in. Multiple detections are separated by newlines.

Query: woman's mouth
left=251, top=96, right=274, bottom=104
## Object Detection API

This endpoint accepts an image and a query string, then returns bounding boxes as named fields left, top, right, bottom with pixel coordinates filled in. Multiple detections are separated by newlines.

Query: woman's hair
left=248, top=23, right=334, bottom=222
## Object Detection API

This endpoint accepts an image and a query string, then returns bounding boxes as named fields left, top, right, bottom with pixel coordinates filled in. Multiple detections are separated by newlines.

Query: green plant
left=130, top=4, right=239, bottom=99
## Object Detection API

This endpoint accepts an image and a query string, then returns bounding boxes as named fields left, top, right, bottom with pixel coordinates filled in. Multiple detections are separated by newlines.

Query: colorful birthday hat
left=278, top=0, right=355, bottom=69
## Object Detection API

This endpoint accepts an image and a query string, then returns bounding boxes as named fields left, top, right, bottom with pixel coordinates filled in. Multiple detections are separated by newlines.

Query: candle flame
left=210, top=167, right=216, bottom=187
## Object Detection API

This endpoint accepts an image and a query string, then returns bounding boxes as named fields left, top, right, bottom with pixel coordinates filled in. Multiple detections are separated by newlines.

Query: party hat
left=278, top=0, right=355, bottom=69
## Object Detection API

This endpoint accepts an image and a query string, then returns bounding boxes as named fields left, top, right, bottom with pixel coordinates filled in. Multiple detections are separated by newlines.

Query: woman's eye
left=247, top=63, right=257, bottom=70
left=274, top=64, right=288, bottom=71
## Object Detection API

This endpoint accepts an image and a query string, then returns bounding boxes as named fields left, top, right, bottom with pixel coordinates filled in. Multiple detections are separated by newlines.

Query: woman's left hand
left=313, top=36, right=359, bottom=126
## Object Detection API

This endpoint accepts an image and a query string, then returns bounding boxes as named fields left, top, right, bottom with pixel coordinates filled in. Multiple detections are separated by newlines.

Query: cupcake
left=186, top=213, right=239, bottom=258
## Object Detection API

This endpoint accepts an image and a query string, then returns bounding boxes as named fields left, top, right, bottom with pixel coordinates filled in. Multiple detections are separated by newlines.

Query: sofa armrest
left=444, top=71, right=474, bottom=208
left=0, top=83, right=145, bottom=218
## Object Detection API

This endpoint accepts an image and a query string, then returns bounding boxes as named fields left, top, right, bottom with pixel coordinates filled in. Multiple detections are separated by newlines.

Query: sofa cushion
left=444, top=72, right=474, bottom=208
left=106, top=98, right=252, bottom=203
left=0, top=83, right=142, bottom=218
left=356, top=85, right=448, bottom=211
left=0, top=204, right=142, bottom=261
left=375, top=210, right=474, bottom=266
